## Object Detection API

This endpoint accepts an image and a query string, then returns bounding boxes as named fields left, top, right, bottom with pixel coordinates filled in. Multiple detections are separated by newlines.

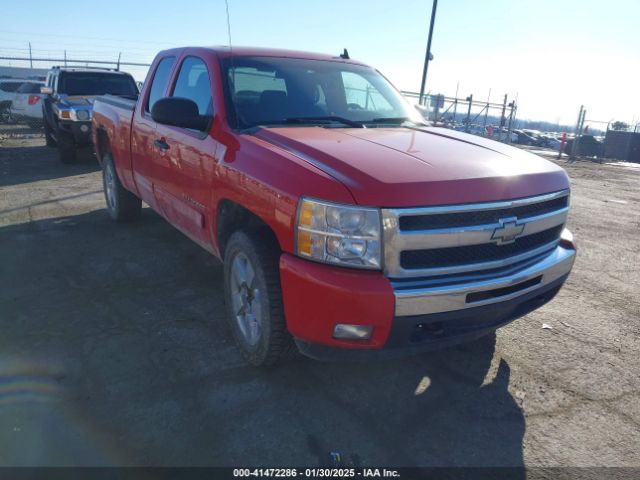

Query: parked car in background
left=41, top=67, right=138, bottom=163
left=539, top=135, right=562, bottom=150
left=0, top=79, right=26, bottom=103
left=92, top=46, right=576, bottom=366
left=10, top=81, right=45, bottom=129
left=513, top=129, right=540, bottom=146
left=0, top=79, right=28, bottom=123
left=491, top=127, right=518, bottom=143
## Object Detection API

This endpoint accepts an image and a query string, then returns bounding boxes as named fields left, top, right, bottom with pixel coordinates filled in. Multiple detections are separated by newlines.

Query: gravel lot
left=0, top=132, right=638, bottom=468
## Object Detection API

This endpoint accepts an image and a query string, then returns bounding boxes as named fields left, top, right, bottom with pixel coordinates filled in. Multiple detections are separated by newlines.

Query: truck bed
left=92, top=93, right=139, bottom=193
left=96, top=94, right=138, bottom=111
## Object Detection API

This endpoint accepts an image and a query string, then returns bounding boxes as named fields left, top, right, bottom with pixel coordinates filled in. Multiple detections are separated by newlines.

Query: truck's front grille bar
left=399, top=195, right=568, bottom=231
left=400, top=225, right=562, bottom=270
left=382, top=190, right=570, bottom=279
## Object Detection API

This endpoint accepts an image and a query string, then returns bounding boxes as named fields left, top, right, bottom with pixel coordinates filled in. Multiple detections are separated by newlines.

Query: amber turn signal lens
left=298, top=200, right=314, bottom=228
left=297, top=231, right=312, bottom=255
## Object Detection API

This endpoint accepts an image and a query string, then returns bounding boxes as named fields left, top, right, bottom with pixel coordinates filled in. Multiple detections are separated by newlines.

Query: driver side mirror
left=151, top=97, right=210, bottom=132
left=40, top=86, right=53, bottom=95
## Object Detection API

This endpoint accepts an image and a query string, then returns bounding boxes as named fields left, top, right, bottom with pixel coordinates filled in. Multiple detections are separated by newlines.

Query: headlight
left=76, top=110, right=90, bottom=121
left=295, top=198, right=381, bottom=269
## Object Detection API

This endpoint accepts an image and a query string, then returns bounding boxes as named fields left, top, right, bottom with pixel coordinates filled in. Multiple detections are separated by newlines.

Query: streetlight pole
left=418, top=0, right=438, bottom=106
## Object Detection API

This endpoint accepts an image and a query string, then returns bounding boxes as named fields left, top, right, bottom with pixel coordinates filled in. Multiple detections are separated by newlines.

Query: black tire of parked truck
left=102, top=152, right=142, bottom=222
left=57, top=131, right=77, bottom=164
left=223, top=230, right=296, bottom=366
left=43, top=121, right=57, bottom=147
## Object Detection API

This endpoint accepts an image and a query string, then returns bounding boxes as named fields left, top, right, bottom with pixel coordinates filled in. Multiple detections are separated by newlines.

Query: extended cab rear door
left=150, top=54, right=220, bottom=248
left=130, top=55, right=176, bottom=211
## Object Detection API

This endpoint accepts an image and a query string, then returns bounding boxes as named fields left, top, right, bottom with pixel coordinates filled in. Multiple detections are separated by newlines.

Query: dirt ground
left=0, top=132, right=638, bottom=468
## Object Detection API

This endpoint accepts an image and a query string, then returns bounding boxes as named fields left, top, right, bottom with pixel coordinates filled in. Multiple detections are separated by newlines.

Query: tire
left=44, top=120, right=57, bottom=147
left=57, top=131, right=77, bottom=164
left=223, top=230, right=295, bottom=366
left=102, top=152, right=142, bottom=222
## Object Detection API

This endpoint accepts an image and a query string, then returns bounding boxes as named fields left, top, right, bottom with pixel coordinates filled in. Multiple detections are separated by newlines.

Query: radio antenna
left=225, top=0, right=233, bottom=54
left=224, top=0, right=238, bottom=128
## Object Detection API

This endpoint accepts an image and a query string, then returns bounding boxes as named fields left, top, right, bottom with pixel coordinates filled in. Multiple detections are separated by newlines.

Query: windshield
left=220, top=56, right=424, bottom=129
left=59, top=72, right=138, bottom=96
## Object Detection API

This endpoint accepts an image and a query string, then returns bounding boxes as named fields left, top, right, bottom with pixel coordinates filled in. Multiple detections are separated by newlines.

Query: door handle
left=154, top=138, right=170, bottom=151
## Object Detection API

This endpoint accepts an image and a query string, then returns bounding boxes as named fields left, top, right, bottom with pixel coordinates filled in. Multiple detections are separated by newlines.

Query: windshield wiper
left=258, top=116, right=364, bottom=128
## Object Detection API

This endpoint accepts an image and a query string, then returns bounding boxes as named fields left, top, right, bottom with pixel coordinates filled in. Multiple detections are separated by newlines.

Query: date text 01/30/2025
left=233, top=468, right=401, bottom=478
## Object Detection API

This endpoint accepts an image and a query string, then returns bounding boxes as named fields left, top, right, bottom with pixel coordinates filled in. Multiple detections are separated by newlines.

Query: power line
left=0, top=41, right=160, bottom=57
left=0, top=28, right=185, bottom=47
left=0, top=55, right=150, bottom=67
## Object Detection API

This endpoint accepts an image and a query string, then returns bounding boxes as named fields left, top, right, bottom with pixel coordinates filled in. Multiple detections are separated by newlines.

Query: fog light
left=559, top=228, right=576, bottom=250
left=80, top=124, right=89, bottom=133
left=333, top=324, right=373, bottom=340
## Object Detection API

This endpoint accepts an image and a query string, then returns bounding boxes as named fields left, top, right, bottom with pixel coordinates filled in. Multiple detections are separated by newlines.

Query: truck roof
left=156, top=46, right=368, bottom=65
left=49, top=66, right=132, bottom=75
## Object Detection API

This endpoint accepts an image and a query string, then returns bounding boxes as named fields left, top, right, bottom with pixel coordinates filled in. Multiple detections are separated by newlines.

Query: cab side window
left=171, top=57, right=213, bottom=116
left=146, top=56, right=175, bottom=113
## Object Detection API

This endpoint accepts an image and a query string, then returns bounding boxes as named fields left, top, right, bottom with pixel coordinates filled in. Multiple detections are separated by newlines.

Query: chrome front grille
left=398, top=195, right=569, bottom=230
left=382, top=190, right=570, bottom=279
left=400, top=225, right=563, bottom=269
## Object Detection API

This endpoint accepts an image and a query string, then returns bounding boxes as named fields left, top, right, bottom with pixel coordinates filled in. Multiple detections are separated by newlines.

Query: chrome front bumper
left=394, top=245, right=576, bottom=317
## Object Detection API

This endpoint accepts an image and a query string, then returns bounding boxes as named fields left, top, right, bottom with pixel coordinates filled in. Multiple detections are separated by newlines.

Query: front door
left=152, top=55, right=220, bottom=249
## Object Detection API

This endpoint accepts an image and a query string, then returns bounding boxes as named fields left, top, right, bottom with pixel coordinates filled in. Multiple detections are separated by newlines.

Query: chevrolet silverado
left=92, top=47, right=576, bottom=366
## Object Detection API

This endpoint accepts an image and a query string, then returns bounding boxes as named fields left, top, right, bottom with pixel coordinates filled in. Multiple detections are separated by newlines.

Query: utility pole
left=452, top=81, right=459, bottom=124
left=570, top=105, right=584, bottom=162
left=418, top=0, right=438, bottom=105
left=465, top=94, right=473, bottom=132
left=484, top=88, right=491, bottom=128
left=506, top=101, right=516, bottom=144
left=28, top=42, right=33, bottom=68
left=117, top=52, right=121, bottom=71
left=499, top=94, right=507, bottom=127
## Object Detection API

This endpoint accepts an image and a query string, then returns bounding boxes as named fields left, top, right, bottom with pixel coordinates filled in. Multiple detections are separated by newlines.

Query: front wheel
left=43, top=120, right=57, bottom=147
left=223, top=230, right=295, bottom=366
left=102, top=153, right=141, bottom=222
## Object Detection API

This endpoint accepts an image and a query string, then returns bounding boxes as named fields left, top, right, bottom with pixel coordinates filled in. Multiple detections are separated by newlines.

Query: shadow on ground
left=0, top=209, right=525, bottom=468
left=0, top=141, right=99, bottom=187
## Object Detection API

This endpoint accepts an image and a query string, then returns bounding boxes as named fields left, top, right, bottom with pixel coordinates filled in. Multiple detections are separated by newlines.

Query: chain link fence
left=3, top=59, right=638, bottom=164
left=402, top=90, right=519, bottom=143
left=0, top=55, right=149, bottom=143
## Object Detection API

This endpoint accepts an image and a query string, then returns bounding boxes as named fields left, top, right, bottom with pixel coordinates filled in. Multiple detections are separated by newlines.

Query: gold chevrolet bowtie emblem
left=492, top=219, right=525, bottom=245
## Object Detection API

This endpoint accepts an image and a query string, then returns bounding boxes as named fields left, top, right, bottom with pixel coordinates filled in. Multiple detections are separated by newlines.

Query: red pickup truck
left=92, top=46, right=576, bottom=366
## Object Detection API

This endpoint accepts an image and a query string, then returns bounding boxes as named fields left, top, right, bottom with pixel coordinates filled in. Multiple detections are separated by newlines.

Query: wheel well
left=216, top=200, right=280, bottom=256
left=96, top=129, right=110, bottom=164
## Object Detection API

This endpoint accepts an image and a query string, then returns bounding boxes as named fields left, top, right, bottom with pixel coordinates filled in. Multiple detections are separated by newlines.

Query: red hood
left=252, top=126, right=569, bottom=207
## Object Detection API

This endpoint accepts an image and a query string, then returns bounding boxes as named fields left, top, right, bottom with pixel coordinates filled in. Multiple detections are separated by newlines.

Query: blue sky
left=2, top=0, right=639, bottom=126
